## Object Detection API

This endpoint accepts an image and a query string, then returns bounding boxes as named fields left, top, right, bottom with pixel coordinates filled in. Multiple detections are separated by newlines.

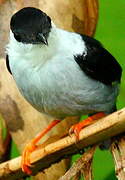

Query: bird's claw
left=69, top=112, right=106, bottom=142
left=69, top=124, right=81, bottom=140
left=21, top=142, right=37, bottom=175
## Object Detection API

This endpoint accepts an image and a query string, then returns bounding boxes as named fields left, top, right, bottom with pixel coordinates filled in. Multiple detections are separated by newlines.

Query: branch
left=80, top=145, right=96, bottom=180
left=110, top=136, right=125, bottom=179
left=59, top=145, right=97, bottom=180
left=0, top=108, right=125, bottom=180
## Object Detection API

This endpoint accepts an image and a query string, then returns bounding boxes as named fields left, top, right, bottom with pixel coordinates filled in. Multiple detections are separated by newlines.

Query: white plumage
left=6, top=25, right=119, bottom=118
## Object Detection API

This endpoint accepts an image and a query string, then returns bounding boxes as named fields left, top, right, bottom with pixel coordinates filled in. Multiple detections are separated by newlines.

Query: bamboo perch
left=0, top=107, right=125, bottom=180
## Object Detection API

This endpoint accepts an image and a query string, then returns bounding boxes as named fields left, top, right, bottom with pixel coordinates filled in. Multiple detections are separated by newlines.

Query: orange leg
left=69, top=112, right=106, bottom=140
left=21, top=119, right=61, bottom=175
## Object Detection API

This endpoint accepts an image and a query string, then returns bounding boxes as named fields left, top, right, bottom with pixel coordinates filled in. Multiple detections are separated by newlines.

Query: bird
left=6, top=7, right=122, bottom=175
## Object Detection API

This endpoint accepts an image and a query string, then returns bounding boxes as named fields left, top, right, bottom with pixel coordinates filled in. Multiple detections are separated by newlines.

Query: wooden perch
left=0, top=108, right=125, bottom=179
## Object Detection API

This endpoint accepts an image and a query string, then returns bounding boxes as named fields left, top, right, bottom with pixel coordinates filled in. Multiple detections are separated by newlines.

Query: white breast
left=6, top=28, right=118, bottom=118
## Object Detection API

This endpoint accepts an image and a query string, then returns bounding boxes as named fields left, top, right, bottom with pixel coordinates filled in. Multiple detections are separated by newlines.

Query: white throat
left=6, top=25, right=59, bottom=66
left=6, top=23, right=87, bottom=68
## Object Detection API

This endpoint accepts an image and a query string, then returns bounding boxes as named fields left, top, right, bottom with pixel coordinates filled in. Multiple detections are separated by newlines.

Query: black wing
left=6, top=55, right=12, bottom=75
left=74, top=35, right=122, bottom=85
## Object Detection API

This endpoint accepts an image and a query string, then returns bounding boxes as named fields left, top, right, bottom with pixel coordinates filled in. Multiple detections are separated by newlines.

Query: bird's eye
left=14, top=33, right=21, bottom=42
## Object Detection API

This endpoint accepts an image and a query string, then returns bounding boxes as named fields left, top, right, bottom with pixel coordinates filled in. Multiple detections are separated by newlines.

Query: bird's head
left=10, top=7, right=52, bottom=45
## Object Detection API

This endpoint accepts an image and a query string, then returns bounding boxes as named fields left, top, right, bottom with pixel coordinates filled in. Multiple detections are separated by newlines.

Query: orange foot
left=69, top=112, right=105, bottom=140
left=21, top=119, right=61, bottom=175
left=21, top=141, right=37, bottom=175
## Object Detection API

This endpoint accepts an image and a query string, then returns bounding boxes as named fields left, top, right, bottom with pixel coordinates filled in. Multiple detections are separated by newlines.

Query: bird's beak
left=38, top=33, right=48, bottom=46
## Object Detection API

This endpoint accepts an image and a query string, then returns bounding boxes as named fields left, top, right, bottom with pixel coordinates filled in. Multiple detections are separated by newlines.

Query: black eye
left=14, top=33, right=21, bottom=42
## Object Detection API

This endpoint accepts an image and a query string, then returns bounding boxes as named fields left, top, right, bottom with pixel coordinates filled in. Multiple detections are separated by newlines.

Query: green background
left=11, top=0, right=125, bottom=179
left=95, top=0, right=125, bottom=178
left=72, top=0, right=125, bottom=179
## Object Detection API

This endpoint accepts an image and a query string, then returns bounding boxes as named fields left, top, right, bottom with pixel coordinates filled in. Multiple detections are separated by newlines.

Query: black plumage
left=10, top=7, right=51, bottom=44
left=74, top=35, right=122, bottom=85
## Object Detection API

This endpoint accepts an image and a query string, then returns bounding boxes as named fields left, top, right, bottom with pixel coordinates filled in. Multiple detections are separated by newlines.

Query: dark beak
left=38, top=33, right=48, bottom=45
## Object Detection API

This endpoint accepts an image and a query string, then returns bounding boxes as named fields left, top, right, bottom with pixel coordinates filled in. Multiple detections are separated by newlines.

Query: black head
left=10, top=7, right=52, bottom=45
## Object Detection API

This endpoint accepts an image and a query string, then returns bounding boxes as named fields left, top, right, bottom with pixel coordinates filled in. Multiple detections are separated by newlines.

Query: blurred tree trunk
left=0, top=0, right=98, bottom=179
